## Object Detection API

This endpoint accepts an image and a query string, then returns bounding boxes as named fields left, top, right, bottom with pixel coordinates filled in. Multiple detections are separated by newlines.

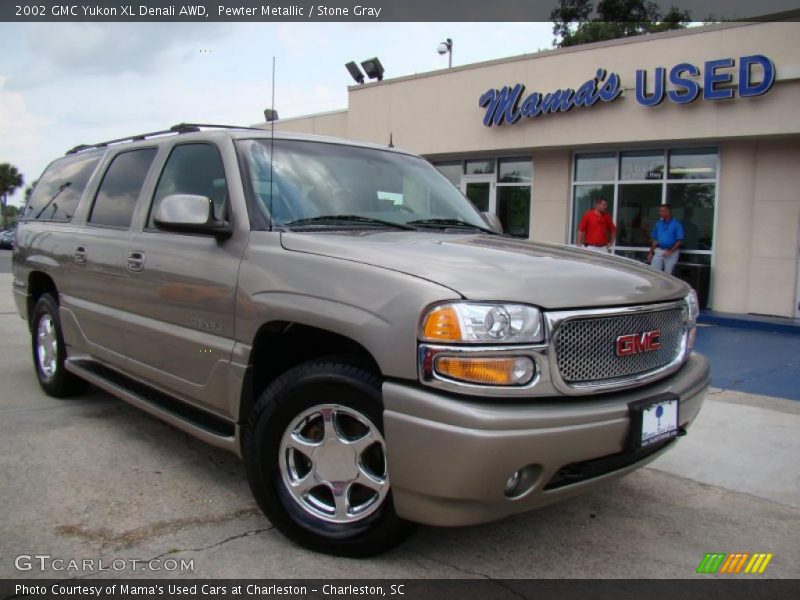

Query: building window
left=433, top=161, right=461, bottom=186
left=574, top=152, right=616, bottom=182
left=571, top=148, right=717, bottom=255
left=571, top=148, right=718, bottom=306
left=498, top=158, right=533, bottom=183
left=496, top=157, right=532, bottom=238
left=434, top=157, right=533, bottom=238
left=668, top=148, right=717, bottom=180
left=465, top=159, right=495, bottom=175
left=497, top=186, right=531, bottom=238
left=620, top=151, right=664, bottom=181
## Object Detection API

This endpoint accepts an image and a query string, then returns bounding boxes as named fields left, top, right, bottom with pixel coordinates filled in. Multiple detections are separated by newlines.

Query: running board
left=65, top=359, right=239, bottom=456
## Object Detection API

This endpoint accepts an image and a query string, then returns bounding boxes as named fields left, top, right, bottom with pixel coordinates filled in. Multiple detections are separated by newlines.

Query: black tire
left=31, top=293, right=88, bottom=397
left=243, top=359, right=414, bottom=557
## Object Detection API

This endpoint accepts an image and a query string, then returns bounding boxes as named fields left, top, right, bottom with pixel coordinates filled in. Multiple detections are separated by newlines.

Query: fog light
left=504, top=471, right=521, bottom=495
left=512, top=357, right=535, bottom=383
left=434, top=356, right=535, bottom=386
left=503, top=464, right=542, bottom=498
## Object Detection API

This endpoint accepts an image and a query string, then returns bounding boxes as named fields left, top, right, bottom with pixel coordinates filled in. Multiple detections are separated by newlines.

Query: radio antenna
left=269, top=56, right=276, bottom=232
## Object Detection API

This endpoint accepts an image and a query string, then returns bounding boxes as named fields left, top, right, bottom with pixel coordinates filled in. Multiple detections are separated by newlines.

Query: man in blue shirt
left=647, top=204, right=683, bottom=275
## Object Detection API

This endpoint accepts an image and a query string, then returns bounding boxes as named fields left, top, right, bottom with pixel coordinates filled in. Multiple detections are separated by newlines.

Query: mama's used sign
left=479, top=55, right=775, bottom=127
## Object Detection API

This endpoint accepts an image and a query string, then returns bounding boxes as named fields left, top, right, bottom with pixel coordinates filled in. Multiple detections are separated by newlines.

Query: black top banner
left=2, top=0, right=800, bottom=22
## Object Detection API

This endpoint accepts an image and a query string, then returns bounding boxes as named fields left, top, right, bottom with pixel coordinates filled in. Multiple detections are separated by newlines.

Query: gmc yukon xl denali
left=13, top=124, right=709, bottom=556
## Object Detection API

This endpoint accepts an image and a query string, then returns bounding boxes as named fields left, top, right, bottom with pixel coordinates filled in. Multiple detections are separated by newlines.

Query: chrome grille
left=553, top=308, right=686, bottom=385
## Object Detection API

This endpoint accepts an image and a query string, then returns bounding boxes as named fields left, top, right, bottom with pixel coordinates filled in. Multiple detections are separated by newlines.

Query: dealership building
left=267, top=19, right=800, bottom=319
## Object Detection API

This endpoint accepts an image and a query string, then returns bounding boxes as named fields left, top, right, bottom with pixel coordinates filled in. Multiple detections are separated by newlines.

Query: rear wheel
left=31, top=294, right=88, bottom=397
left=244, top=360, right=413, bottom=556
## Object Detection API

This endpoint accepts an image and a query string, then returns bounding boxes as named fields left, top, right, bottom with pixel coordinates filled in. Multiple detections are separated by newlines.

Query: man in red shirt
left=577, top=197, right=616, bottom=253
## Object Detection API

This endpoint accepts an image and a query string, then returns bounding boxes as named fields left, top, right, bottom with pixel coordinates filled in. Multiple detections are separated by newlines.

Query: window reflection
left=574, top=153, right=615, bottom=182
left=620, top=151, right=664, bottom=181
left=90, top=149, right=157, bottom=228
left=668, top=148, right=716, bottom=180
left=667, top=183, right=715, bottom=250
left=617, top=184, right=661, bottom=246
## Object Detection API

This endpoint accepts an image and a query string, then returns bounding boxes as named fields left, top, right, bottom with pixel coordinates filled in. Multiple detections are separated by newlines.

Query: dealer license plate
left=628, top=394, right=680, bottom=449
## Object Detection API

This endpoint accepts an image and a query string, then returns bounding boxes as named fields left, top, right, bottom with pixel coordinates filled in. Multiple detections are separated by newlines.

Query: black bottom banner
left=2, top=579, right=800, bottom=600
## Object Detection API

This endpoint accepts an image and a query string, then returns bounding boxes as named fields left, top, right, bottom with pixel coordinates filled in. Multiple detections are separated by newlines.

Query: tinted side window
left=149, top=144, right=227, bottom=228
left=89, top=149, right=157, bottom=228
left=22, top=153, right=101, bottom=222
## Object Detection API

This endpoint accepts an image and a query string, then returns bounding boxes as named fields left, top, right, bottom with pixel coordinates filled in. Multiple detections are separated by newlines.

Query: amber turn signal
left=421, top=305, right=462, bottom=342
left=434, top=356, right=535, bottom=386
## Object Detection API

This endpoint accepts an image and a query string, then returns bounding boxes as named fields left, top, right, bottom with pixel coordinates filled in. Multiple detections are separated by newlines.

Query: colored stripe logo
left=696, top=552, right=773, bottom=574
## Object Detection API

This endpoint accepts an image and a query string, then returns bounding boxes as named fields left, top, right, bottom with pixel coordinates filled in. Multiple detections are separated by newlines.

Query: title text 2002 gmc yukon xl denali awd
left=13, top=124, right=709, bottom=556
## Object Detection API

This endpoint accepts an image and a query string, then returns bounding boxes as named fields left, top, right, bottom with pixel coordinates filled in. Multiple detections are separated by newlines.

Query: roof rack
left=65, top=123, right=265, bottom=155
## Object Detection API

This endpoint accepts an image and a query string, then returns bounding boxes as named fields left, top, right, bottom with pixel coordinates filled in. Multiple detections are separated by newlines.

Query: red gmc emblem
left=616, top=330, right=662, bottom=357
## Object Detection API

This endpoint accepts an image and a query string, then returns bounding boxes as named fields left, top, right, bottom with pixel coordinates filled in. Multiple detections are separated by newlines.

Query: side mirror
left=481, top=211, right=504, bottom=234
left=154, top=194, right=232, bottom=238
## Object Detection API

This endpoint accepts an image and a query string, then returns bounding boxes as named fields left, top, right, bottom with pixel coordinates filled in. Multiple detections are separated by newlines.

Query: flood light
left=360, top=57, right=385, bottom=81
left=345, top=61, right=365, bottom=84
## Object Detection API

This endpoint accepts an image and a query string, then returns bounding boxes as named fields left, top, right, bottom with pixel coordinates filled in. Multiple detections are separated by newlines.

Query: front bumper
left=382, top=352, right=709, bottom=526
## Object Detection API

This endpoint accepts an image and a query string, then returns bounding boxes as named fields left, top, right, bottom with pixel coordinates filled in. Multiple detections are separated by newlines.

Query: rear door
left=67, top=148, right=158, bottom=366
left=122, top=140, right=248, bottom=413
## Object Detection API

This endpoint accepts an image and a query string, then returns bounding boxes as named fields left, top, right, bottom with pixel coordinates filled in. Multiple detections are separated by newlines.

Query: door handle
left=72, top=246, right=87, bottom=265
left=127, top=251, right=145, bottom=272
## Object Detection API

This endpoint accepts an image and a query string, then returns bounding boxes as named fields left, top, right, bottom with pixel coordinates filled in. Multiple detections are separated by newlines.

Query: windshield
left=237, top=138, right=489, bottom=230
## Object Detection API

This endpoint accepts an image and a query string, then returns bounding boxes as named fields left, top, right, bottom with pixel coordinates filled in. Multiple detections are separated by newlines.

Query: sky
left=0, top=21, right=555, bottom=206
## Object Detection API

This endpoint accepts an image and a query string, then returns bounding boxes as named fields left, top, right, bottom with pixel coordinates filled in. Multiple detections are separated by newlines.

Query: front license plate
left=628, top=393, right=680, bottom=449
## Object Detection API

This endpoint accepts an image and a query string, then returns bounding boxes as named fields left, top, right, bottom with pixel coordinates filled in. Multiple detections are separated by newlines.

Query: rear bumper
left=382, top=353, right=709, bottom=526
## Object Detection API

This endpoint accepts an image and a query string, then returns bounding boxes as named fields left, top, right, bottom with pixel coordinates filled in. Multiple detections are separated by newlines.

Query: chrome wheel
left=36, top=314, right=58, bottom=380
left=278, top=403, right=389, bottom=524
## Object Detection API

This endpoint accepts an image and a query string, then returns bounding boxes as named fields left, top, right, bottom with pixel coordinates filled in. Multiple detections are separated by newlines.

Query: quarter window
left=89, top=149, right=157, bottom=228
left=22, top=153, right=101, bottom=222
left=149, top=144, right=227, bottom=228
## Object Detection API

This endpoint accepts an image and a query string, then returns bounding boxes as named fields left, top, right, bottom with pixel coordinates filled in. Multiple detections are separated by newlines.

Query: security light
left=437, top=38, right=453, bottom=68
left=263, top=109, right=279, bottom=122
left=360, top=57, right=385, bottom=81
left=345, top=61, right=365, bottom=85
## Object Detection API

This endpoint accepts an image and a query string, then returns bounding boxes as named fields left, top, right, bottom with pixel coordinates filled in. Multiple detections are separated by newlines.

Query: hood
left=280, top=231, right=689, bottom=310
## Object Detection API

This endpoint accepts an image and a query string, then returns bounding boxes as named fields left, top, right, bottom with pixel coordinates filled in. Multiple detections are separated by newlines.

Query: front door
left=122, top=141, right=246, bottom=413
left=460, top=174, right=495, bottom=214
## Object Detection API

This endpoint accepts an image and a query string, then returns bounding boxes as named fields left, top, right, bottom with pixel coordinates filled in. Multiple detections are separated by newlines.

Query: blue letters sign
left=635, top=55, right=775, bottom=106
left=479, top=69, right=622, bottom=127
left=480, top=55, right=775, bottom=127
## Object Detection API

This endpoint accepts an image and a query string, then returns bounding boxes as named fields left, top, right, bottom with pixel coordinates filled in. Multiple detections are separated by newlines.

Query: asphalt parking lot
left=0, top=257, right=798, bottom=579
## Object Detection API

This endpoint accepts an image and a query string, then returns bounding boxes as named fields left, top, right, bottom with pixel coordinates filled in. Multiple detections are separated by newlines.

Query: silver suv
left=13, top=124, right=709, bottom=556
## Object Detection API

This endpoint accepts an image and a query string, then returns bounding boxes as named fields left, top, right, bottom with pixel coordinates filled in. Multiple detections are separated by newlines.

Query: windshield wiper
left=407, top=218, right=496, bottom=234
left=282, top=215, right=417, bottom=231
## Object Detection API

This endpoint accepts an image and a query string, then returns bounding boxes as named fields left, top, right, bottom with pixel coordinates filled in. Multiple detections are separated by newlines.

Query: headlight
left=420, top=302, right=544, bottom=344
left=685, top=289, right=699, bottom=324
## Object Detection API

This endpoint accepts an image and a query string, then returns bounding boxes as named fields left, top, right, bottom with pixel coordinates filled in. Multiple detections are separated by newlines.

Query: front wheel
left=243, top=360, right=413, bottom=556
